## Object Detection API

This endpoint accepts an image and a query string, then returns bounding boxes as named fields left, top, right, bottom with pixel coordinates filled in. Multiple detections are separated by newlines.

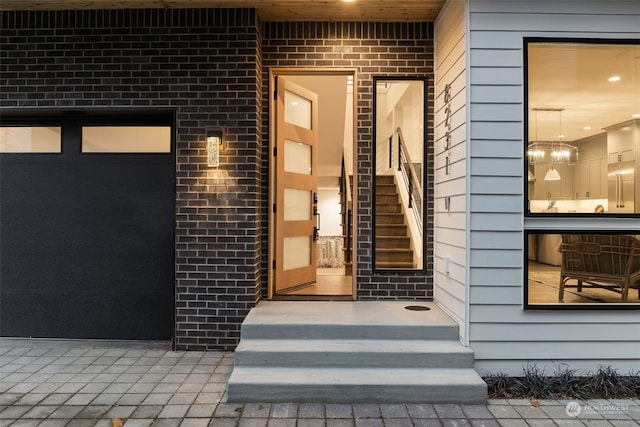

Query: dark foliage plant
left=483, top=364, right=640, bottom=399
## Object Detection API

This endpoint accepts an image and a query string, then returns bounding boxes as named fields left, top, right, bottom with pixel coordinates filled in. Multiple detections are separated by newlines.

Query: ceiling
left=529, top=43, right=640, bottom=144
left=0, top=0, right=446, bottom=21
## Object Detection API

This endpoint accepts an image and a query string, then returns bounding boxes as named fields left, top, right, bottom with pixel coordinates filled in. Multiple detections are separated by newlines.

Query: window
left=82, top=126, right=171, bottom=153
left=0, top=127, right=61, bottom=153
left=525, top=39, right=640, bottom=307
left=373, top=78, right=427, bottom=271
left=526, top=40, right=640, bottom=216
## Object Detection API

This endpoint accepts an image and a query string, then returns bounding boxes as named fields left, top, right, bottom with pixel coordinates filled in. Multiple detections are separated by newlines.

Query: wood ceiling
left=0, top=0, right=445, bottom=21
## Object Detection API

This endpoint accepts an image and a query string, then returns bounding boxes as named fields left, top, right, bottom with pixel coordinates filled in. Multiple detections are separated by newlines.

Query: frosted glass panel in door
left=284, top=90, right=312, bottom=129
left=283, top=236, right=312, bottom=271
left=284, top=139, right=312, bottom=175
left=284, top=188, right=311, bottom=220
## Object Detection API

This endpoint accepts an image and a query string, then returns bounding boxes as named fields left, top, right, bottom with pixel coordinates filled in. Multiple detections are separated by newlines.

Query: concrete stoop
left=226, top=301, right=487, bottom=404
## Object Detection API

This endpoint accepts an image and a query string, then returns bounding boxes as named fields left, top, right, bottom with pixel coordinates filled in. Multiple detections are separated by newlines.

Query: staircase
left=339, top=171, right=353, bottom=275
left=227, top=301, right=487, bottom=403
left=376, top=175, right=414, bottom=269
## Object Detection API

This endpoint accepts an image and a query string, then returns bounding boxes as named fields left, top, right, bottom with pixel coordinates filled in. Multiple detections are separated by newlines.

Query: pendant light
left=544, top=167, right=561, bottom=181
left=544, top=109, right=562, bottom=181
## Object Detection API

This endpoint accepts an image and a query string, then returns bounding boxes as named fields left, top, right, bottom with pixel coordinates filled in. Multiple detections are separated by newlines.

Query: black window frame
left=523, top=38, right=640, bottom=310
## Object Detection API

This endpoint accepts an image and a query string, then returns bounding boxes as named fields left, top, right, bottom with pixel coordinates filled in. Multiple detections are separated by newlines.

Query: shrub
left=483, top=364, right=639, bottom=399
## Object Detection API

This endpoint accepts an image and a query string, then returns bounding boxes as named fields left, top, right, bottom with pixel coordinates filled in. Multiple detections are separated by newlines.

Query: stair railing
left=340, top=156, right=352, bottom=267
left=395, top=127, right=423, bottom=234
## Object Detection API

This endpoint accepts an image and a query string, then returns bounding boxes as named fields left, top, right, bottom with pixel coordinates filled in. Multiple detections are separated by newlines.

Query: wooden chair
left=559, top=234, right=640, bottom=303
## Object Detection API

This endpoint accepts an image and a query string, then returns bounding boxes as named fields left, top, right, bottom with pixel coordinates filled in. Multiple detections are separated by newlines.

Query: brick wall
left=1, top=13, right=435, bottom=351
left=262, top=22, right=435, bottom=299
left=0, top=8, right=262, bottom=351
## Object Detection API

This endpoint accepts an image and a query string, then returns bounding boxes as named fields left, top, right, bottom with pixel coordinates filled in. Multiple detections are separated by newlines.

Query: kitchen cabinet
left=532, top=163, right=573, bottom=200
left=574, top=157, right=607, bottom=199
left=605, top=119, right=639, bottom=214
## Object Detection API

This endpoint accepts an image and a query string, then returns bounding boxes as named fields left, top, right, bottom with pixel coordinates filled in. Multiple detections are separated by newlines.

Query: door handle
left=313, top=226, right=318, bottom=241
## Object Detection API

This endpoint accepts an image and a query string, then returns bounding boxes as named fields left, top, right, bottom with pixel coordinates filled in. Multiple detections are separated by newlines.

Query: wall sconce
left=207, top=129, right=224, bottom=167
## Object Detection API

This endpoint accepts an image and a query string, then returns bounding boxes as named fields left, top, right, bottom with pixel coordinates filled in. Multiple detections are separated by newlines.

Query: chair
left=559, top=234, right=640, bottom=303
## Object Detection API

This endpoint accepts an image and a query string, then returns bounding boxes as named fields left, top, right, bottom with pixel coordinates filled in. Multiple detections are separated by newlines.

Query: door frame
left=268, top=68, right=358, bottom=300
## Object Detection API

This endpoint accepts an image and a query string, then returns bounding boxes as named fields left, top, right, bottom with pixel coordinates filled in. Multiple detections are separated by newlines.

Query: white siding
left=434, top=0, right=469, bottom=342
left=466, top=0, right=640, bottom=375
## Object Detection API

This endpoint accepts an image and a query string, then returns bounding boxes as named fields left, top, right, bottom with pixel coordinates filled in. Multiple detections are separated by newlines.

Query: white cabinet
left=532, top=163, right=573, bottom=200
left=608, top=149, right=634, bottom=164
left=573, top=157, right=607, bottom=199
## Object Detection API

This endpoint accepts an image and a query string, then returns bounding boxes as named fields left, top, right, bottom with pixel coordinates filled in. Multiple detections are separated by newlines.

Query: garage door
left=0, top=113, right=175, bottom=340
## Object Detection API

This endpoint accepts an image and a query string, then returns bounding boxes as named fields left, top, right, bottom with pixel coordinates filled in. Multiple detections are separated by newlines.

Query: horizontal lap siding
left=467, top=0, right=640, bottom=375
left=434, top=0, right=468, bottom=339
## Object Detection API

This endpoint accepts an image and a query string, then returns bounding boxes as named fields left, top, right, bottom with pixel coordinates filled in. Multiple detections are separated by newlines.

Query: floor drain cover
left=405, top=305, right=430, bottom=311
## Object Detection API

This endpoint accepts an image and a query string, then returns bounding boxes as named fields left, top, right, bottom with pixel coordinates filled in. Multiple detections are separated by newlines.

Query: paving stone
left=159, top=404, right=191, bottom=419
left=326, top=420, right=356, bottom=427
left=266, top=419, right=295, bottom=427
left=298, top=403, right=325, bottom=418
left=434, top=404, right=465, bottom=419
left=495, top=419, right=528, bottom=427
left=407, top=404, right=439, bottom=419
left=213, top=403, right=244, bottom=418
left=75, top=404, right=112, bottom=419
left=243, top=403, right=271, bottom=418
left=271, top=402, right=297, bottom=418
left=179, top=419, right=210, bottom=427
left=441, top=420, right=472, bottom=427
left=206, top=418, right=238, bottom=427
left=412, top=420, right=445, bottom=427
left=526, top=420, right=561, bottom=427
left=461, top=405, right=494, bottom=419
left=237, top=418, right=268, bottom=427
left=352, top=404, right=381, bottom=418
left=380, top=403, right=409, bottom=418
left=469, top=420, right=500, bottom=427
left=354, top=419, right=385, bottom=427
left=298, top=420, right=328, bottom=427
left=185, top=404, right=217, bottom=418
left=325, top=403, right=354, bottom=418
left=131, top=405, right=164, bottom=418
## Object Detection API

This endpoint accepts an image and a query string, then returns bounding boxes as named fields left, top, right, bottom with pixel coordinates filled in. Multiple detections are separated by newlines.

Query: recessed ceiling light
left=633, top=113, right=640, bottom=118
left=608, top=75, right=621, bottom=82
left=583, top=126, right=591, bottom=131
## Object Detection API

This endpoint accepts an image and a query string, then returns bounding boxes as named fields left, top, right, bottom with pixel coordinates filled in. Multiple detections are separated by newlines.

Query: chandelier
left=527, top=108, right=578, bottom=181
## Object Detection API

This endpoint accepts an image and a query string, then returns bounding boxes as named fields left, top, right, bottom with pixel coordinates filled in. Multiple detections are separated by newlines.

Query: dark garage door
left=1, top=114, right=175, bottom=340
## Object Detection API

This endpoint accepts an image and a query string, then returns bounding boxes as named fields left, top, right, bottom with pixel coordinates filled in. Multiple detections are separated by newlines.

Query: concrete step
left=227, top=367, right=487, bottom=403
left=234, top=339, right=475, bottom=368
left=239, top=302, right=460, bottom=341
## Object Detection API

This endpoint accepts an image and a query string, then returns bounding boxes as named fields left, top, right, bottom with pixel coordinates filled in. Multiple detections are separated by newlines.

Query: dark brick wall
left=1, top=12, right=434, bottom=351
left=262, top=22, right=435, bottom=299
left=0, top=8, right=262, bottom=351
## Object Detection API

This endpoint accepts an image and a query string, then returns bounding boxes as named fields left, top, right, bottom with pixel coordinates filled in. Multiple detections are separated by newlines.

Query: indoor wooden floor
left=528, top=261, right=640, bottom=304
left=279, top=267, right=353, bottom=298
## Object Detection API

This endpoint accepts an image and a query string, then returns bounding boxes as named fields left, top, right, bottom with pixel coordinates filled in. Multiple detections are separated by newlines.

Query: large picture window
left=526, top=40, right=640, bottom=216
left=525, top=39, right=640, bottom=307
